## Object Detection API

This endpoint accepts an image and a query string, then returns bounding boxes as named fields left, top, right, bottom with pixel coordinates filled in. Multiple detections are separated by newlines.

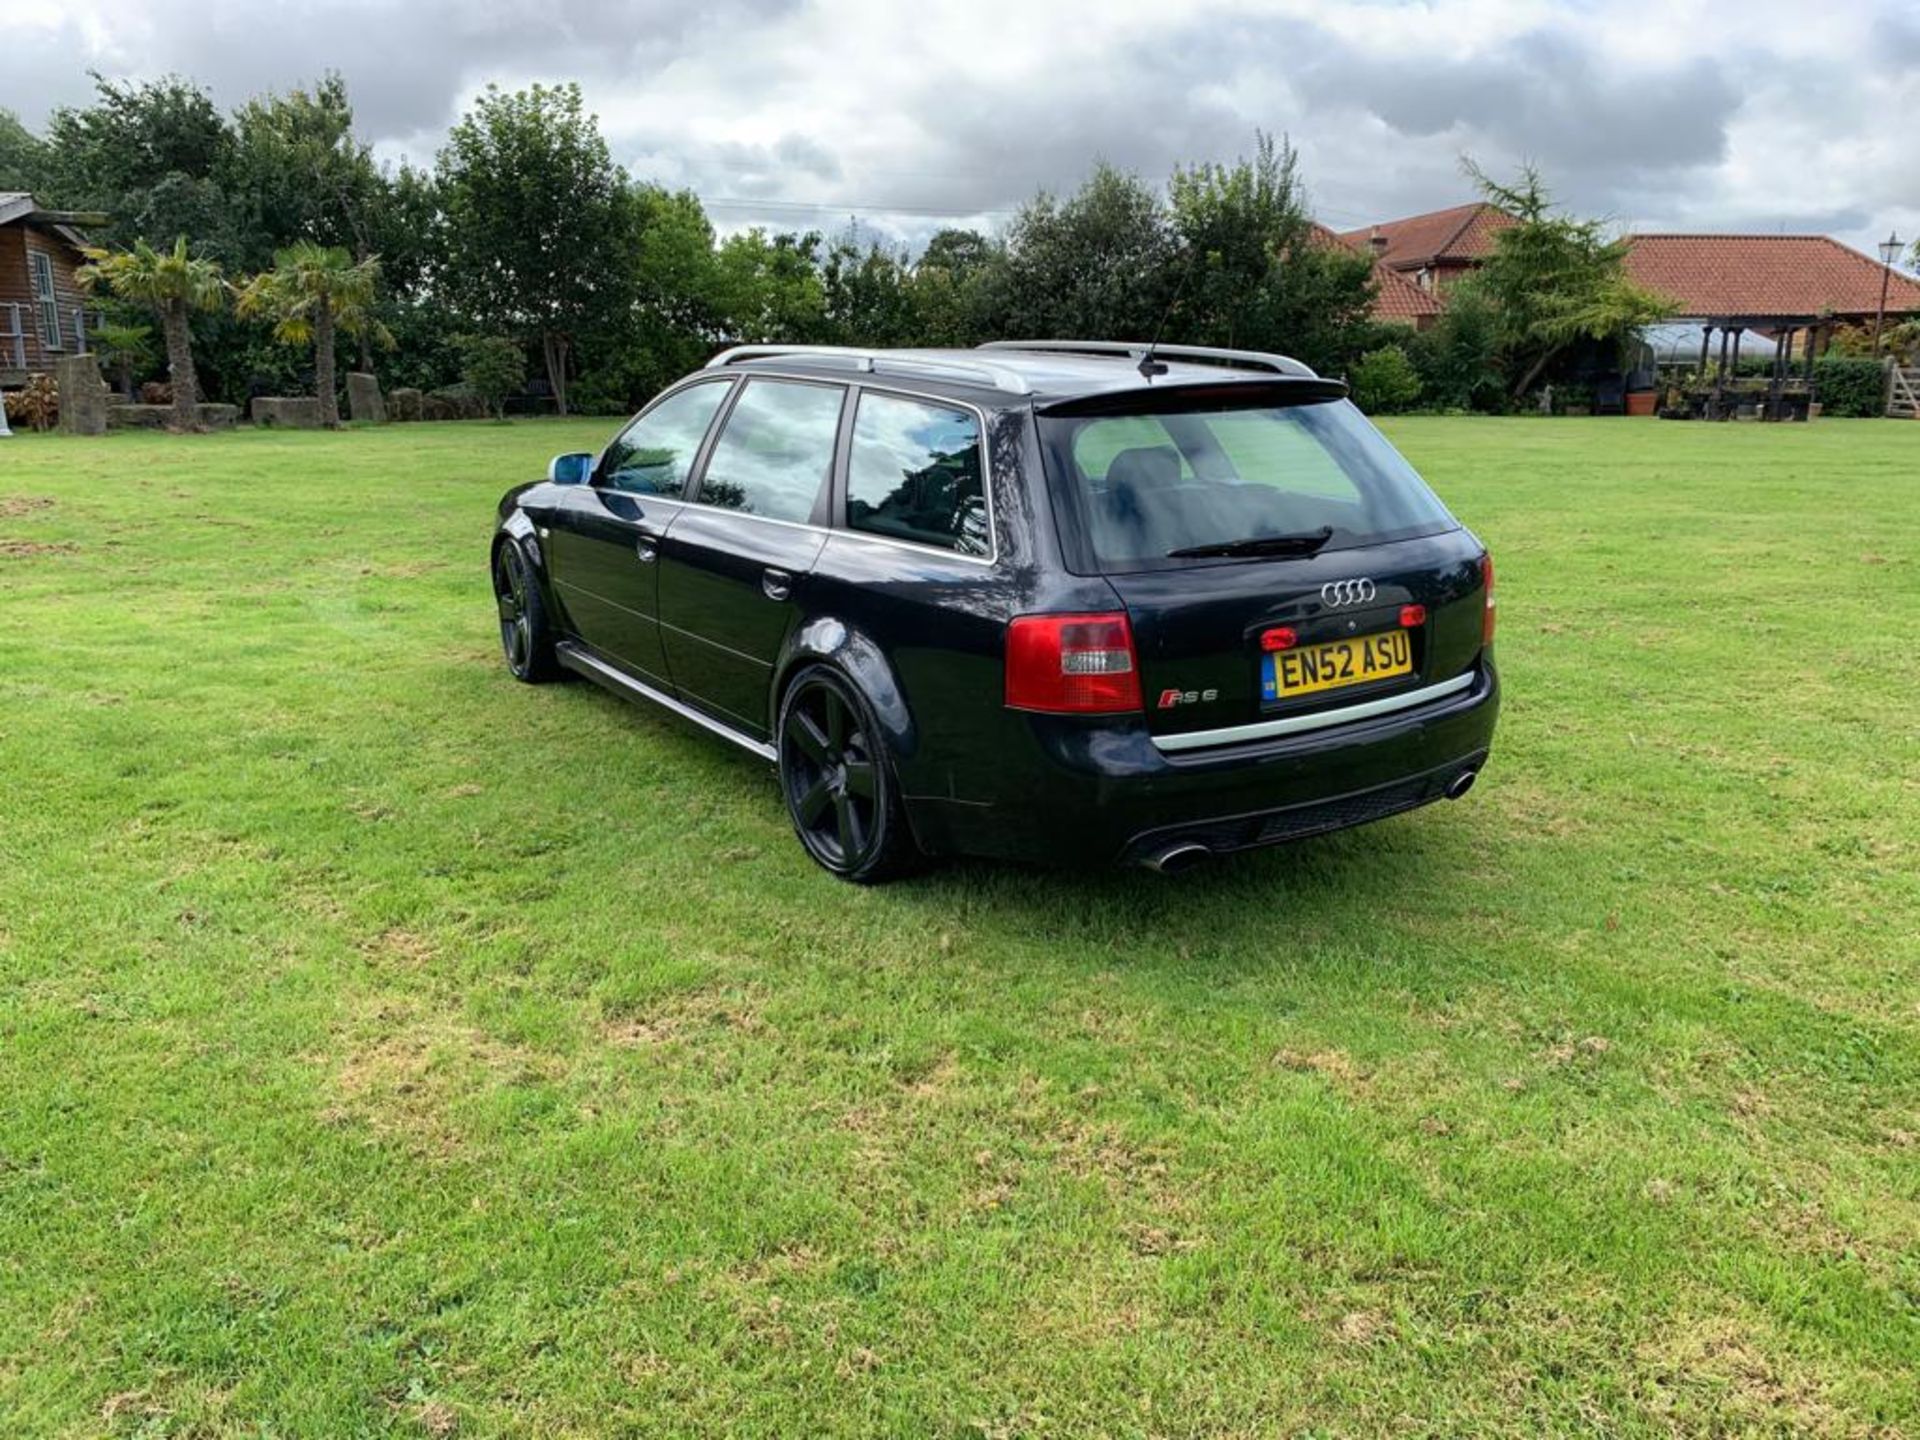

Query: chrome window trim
left=1151, top=672, right=1476, bottom=753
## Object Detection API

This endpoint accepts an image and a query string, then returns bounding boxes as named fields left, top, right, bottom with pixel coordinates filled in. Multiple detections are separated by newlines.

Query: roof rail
left=977, top=339, right=1317, bottom=379
left=706, top=344, right=1032, bottom=395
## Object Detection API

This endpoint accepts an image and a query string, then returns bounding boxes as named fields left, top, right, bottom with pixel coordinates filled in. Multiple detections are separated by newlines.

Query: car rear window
left=1040, top=396, right=1458, bottom=573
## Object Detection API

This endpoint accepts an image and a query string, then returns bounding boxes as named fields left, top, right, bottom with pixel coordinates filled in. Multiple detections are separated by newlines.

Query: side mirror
left=548, top=452, right=594, bottom=485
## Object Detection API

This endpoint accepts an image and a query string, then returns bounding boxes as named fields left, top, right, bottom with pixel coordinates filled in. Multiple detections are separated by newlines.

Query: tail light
left=1005, top=612, right=1142, bottom=714
left=1480, top=552, right=1496, bottom=647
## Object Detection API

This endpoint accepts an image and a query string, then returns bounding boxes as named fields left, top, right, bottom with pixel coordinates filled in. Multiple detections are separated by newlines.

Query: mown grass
left=1, top=415, right=1915, bottom=1438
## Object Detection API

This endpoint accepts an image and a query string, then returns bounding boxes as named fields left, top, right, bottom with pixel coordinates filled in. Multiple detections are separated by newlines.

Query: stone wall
left=107, top=403, right=240, bottom=430
left=250, top=396, right=324, bottom=429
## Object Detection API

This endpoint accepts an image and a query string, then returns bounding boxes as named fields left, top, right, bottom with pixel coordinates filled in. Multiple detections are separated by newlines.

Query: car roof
left=708, top=343, right=1326, bottom=407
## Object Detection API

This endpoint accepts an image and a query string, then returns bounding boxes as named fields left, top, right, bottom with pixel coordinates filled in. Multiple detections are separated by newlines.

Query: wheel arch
left=770, top=617, right=919, bottom=765
left=492, top=511, right=561, bottom=620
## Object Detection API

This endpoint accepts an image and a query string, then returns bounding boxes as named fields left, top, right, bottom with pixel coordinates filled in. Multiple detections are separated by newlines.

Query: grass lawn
left=1, top=415, right=1915, bottom=1437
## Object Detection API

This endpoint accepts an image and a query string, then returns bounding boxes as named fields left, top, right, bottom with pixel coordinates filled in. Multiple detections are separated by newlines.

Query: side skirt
left=556, top=642, right=776, bottom=764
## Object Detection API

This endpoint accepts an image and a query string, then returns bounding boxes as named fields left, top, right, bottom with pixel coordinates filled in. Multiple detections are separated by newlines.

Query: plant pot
left=1626, top=392, right=1658, bottom=417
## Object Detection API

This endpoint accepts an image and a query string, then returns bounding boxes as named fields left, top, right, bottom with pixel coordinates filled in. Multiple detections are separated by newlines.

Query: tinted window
left=599, top=382, right=730, bottom=495
left=696, top=380, right=845, bottom=523
left=846, top=393, right=989, bottom=556
left=1041, top=398, right=1457, bottom=572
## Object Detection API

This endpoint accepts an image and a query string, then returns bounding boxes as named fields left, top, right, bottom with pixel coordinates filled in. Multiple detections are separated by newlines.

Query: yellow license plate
left=1262, top=629, right=1412, bottom=701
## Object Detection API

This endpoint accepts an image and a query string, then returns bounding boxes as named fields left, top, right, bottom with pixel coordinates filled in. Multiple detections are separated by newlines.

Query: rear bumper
left=906, top=660, right=1499, bottom=865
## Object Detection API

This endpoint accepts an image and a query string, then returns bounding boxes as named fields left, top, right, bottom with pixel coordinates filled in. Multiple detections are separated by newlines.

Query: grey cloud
left=1, top=0, right=802, bottom=141
left=1292, top=27, right=1738, bottom=179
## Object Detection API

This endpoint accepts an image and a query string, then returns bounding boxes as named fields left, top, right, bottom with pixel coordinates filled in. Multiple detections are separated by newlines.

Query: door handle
left=634, top=530, right=659, bottom=563
left=761, top=567, right=793, bottom=601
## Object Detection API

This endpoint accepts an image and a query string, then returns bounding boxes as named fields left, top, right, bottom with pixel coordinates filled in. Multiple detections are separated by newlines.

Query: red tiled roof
left=1369, top=261, right=1444, bottom=322
left=1622, top=234, right=1920, bottom=320
left=1338, top=203, right=1516, bottom=269
left=1307, top=223, right=1442, bottom=324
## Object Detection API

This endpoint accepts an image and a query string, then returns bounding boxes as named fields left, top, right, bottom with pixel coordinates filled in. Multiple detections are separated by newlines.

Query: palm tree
left=235, top=242, right=387, bottom=428
left=77, top=239, right=226, bottom=433
left=92, top=322, right=156, bottom=401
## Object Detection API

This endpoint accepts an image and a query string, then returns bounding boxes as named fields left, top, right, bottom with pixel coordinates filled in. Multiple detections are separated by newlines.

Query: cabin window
left=29, top=250, right=62, bottom=352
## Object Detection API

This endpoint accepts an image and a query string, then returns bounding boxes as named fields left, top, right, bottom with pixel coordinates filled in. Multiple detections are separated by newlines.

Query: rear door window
left=696, top=379, right=846, bottom=523
left=845, top=392, right=990, bottom=556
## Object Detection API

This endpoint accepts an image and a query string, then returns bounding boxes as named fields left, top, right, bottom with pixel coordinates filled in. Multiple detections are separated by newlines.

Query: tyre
left=492, top=539, right=561, bottom=683
left=776, top=665, right=921, bottom=883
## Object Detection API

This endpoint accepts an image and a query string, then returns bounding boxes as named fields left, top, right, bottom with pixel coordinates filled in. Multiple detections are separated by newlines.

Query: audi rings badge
left=1319, top=578, right=1376, bottom=607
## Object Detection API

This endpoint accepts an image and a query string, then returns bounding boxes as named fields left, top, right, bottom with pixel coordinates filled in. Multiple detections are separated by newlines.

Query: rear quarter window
left=845, top=392, right=989, bottom=556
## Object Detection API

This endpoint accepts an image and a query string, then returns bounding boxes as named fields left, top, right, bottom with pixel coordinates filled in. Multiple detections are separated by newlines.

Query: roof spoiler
left=1032, top=376, right=1348, bottom=418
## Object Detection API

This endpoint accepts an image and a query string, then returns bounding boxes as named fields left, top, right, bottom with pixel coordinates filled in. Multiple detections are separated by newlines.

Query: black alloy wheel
left=777, top=666, right=917, bottom=882
left=493, top=541, right=558, bottom=683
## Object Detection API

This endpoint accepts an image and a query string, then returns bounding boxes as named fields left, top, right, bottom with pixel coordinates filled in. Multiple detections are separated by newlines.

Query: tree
left=435, top=84, right=629, bottom=415
left=820, top=235, right=917, bottom=347
left=226, top=76, right=381, bottom=262
left=78, top=238, right=226, bottom=432
left=1166, top=133, right=1379, bottom=373
left=711, top=229, right=828, bottom=343
left=997, top=164, right=1178, bottom=340
left=235, top=241, right=387, bottom=427
left=0, top=108, right=52, bottom=193
left=909, top=229, right=1003, bottom=347
left=1463, top=161, right=1676, bottom=399
left=45, top=76, right=236, bottom=251
left=92, top=322, right=156, bottom=400
left=457, top=335, right=527, bottom=420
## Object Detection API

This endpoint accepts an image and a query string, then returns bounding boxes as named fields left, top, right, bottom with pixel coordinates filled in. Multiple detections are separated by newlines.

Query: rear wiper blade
left=1166, top=527, right=1334, bottom=559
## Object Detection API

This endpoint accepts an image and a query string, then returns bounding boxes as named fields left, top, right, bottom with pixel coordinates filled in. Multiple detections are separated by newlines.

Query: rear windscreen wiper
left=1166, top=527, right=1334, bottom=559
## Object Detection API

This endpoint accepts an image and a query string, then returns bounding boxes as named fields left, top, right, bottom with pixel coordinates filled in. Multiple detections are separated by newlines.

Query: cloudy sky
left=7, top=0, right=1918, bottom=257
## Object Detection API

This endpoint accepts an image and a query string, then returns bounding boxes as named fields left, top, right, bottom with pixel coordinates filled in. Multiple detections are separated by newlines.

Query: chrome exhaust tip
left=1143, top=841, right=1213, bottom=875
left=1445, top=769, right=1479, bottom=800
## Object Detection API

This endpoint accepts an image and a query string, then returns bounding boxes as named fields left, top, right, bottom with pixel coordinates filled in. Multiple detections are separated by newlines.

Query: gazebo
left=1623, top=234, right=1920, bottom=419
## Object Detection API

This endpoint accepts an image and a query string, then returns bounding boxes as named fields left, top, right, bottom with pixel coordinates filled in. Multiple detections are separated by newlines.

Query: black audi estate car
left=492, top=341, right=1498, bottom=881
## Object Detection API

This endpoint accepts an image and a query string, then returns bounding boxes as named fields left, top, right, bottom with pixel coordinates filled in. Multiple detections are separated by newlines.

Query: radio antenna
left=1137, top=245, right=1199, bottom=378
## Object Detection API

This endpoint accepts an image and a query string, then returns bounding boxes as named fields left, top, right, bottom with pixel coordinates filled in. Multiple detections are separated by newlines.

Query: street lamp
left=1874, top=230, right=1904, bottom=357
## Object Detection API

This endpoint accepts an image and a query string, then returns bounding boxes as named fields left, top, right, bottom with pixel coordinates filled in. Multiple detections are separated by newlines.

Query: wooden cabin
left=1, top=193, right=106, bottom=389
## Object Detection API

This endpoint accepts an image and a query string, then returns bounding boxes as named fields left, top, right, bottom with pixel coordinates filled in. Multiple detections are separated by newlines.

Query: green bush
left=455, top=335, right=527, bottom=421
left=1813, top=357, right=1887, bottom=418
left=567, top=371, right=643, bottom=417
left=1406, top=285, right=1505, bottom=411
left=1348, top=345, right=1424, bottom=415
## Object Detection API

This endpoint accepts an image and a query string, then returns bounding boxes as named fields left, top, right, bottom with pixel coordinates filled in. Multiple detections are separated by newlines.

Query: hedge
left=1814, top=357, right=1887, bottom=418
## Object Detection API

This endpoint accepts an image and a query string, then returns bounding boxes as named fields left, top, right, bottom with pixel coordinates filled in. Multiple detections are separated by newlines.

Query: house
left=1338, top=202, right=1515, bottom=294
left=1308, top=222, right=1444, bottom=332
left=1, top=193, right=106, bottom=389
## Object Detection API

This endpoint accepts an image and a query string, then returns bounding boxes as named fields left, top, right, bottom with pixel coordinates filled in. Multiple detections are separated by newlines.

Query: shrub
left=455, top=335, right=527, bottom=421
left=567, top=370, right=642, bottom=417
left=139, top=380, right=173, bottom=406
left=1348, top=345, right=1423, bottom=415
left=1406, top=285, right=1505, bottom=411
left=5, top=373, right=59, bottom=430
left=1813, top=357, right=1887, bottom=418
